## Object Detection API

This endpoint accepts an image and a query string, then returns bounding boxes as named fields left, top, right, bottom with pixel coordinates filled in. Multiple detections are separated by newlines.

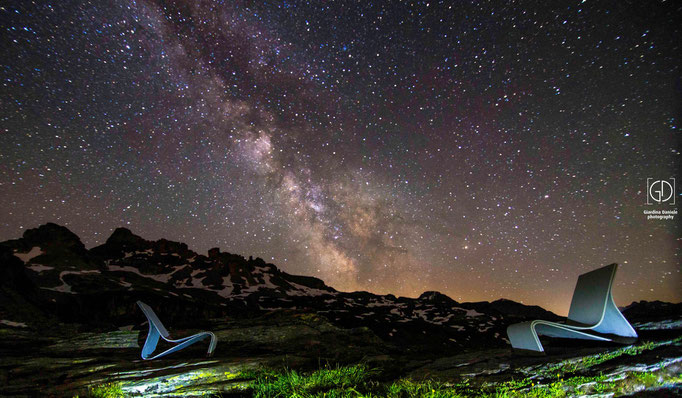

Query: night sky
left=1, top=0, right=680, bottom=314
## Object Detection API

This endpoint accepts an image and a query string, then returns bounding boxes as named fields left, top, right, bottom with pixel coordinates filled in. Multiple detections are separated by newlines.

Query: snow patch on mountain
left=42, top=270, right=100, bottom=294
left=0, top=320, right=27, bottom=328
left=26, top=264, right=54, bottom=273
left=286, top=281, right=333, bottom=297
left=14, top=246, right=43, bottom=263
left=453, top=307, right=484, bottom=317
left=108, top=264, right=173, bottom=283
left=214, top=277, right=234, bottom=298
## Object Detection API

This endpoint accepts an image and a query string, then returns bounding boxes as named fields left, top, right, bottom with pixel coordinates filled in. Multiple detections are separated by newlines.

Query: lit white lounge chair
left=137, top=301, right=217, bottom=360
left=506, top=263, right=637, bottom=353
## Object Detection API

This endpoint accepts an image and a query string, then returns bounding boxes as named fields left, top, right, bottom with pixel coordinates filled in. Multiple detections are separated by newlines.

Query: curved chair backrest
left=567, top=263, right=617, bottom=326
left=137, top=301, right=169, bottom=338
left=136, top=300, right=217, bottom=360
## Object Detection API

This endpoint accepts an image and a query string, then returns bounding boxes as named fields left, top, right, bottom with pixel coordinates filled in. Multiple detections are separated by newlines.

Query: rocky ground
left=0, top=315, right=680, bottom=397
left=0, top=224, right=680, bottom=397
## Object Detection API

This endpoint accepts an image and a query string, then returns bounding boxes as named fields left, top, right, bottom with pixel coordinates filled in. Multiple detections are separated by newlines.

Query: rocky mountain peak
left=208, top=247, right=221, bottom=259
left=418, top=291, right=458, bottom=305
left=104, top=227, right=149, bottom=250
left=21, top=222, right=86, bottom=254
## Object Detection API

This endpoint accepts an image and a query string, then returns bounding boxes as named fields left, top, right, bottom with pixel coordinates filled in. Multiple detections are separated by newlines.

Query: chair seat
left=137, top=301, right=218, bottom=360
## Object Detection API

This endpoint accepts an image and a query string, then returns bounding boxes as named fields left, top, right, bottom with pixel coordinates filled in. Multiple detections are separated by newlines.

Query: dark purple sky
left=1, top=0, right=679, bottom=314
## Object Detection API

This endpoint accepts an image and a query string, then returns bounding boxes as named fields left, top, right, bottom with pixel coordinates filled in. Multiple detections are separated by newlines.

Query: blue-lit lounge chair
left=137, top=301, right=217, bottom=360
left=506, top=263, right=637, bottom=353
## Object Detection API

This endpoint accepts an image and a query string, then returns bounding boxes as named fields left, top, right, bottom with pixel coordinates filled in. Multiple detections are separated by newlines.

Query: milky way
left=1, top=1, right=680, bottom=314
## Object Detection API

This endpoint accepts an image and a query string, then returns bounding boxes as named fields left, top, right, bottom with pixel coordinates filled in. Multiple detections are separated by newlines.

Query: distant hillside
left=1, top=223, right=678, bottom=354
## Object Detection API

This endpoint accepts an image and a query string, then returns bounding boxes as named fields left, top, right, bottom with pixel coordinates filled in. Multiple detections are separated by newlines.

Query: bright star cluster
left=1, top=1, right=679, bottom=314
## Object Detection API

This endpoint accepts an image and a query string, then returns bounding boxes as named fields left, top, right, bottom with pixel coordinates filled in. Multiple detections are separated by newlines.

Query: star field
left=1, top=0, right=679, bottom=314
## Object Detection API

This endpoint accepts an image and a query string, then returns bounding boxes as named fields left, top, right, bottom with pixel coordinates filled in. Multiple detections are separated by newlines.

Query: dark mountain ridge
left=0, top=223, right=677, bottom=354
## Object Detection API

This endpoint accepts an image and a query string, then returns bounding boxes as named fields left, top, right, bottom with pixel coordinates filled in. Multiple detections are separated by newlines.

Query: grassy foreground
left=80, top=338, right=682, bottom=397
left=82, top=363, right=682, bottom=398
left=242, top=363, right=680, bottom=398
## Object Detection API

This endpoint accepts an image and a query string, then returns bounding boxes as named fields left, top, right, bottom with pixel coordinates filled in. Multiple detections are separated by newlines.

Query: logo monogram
left=646, top=178, right=675, bottom=205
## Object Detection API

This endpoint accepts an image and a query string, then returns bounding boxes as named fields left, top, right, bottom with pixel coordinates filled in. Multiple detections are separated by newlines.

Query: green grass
left=541, top=337, right=679, bottom=377
left=77, top=336, right=682, bottom=397
left=78, top=367, right=681, bottom=398
left=631, top=371, right=659, bottom=385
left=247, top=364, right=376, bottom=397
left=240, top=360, right=682, bottom=398
left=73, top=382, right=124, bottom=398
left=245, top=365, right=549, bottom=397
